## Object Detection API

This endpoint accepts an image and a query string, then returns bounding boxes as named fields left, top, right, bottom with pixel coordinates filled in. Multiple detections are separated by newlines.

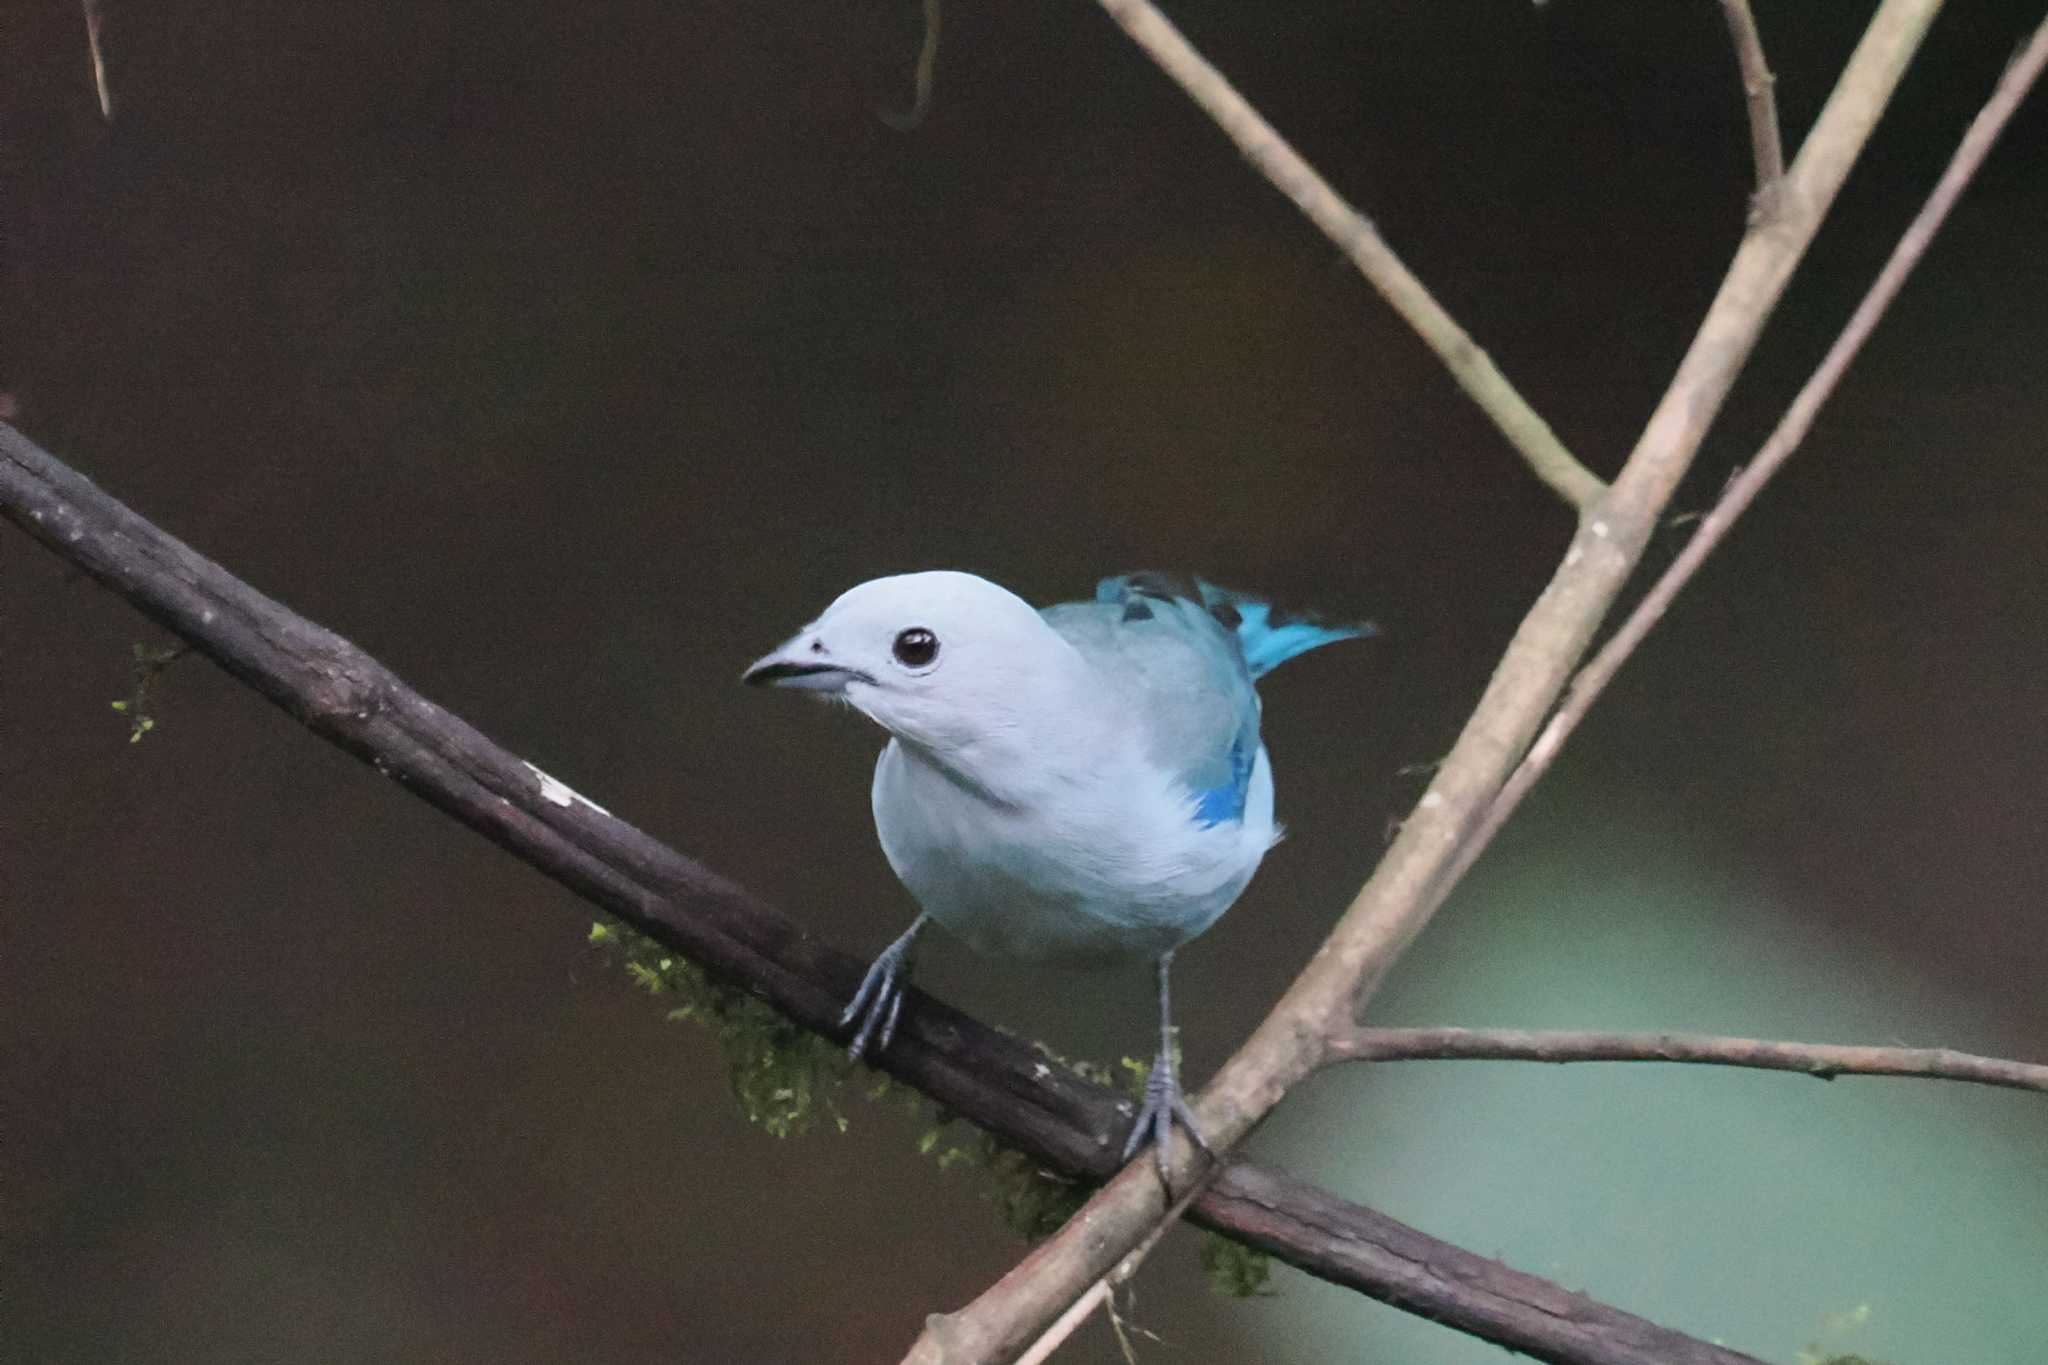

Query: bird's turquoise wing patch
left=1094, top=573, right=1374, bottom=680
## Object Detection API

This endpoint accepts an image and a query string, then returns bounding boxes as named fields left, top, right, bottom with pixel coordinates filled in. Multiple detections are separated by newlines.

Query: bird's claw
left=1121, top=1052, right=1211, bottom=1182
left=841, top=931, right=918, bottom=1061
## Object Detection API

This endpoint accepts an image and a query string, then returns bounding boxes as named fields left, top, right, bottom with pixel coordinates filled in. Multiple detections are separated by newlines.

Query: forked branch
left=1450, top=9, right=2048, bottom=906
left=921, top=3, right=1952, bottom=1360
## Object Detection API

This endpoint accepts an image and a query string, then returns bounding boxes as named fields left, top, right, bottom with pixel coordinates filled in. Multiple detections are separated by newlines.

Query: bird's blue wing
left=1042, top=574, right=1368, bottom=827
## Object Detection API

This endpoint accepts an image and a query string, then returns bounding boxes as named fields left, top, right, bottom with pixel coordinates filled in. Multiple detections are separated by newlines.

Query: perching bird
left=743, top=570, right=1369, bottom=1174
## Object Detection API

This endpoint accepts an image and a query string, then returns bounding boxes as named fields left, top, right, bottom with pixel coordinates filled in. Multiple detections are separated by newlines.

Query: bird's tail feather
left=1199, top=584, right=1374, bottom=679
left=1098, top=572, right=1374, bottom=680
left=1221, top=599, right=1373, bottom=678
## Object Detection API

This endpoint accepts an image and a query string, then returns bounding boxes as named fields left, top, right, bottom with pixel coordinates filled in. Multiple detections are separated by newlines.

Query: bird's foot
left=1121, top=1052, right=1212, bottom=1182
left=840, top=927, right=920, bottom=1062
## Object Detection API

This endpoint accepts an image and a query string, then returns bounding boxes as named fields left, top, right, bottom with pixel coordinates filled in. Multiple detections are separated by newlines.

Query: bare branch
left=0, top=420, right=1764, bottom=1365
left=917, top=3, right=1946, bottom=1357
left=1718, top=0, right=1785, bottom=217
left=1092, top=0, right=1605, bottom=512
left=1331, top=1027, right=2048, bottom=1093
left=1448, top=8, right=2048, bottom=909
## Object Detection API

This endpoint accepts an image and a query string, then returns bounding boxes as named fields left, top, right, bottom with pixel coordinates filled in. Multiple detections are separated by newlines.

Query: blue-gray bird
left=743, top=570, right=1368, bottom=1173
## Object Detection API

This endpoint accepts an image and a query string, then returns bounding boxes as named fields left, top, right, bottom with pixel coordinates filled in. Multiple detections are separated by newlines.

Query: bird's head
left=743, top=571, right=1072, bottom=753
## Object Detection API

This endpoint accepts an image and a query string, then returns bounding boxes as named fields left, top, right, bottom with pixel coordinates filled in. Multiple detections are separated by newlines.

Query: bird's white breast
left=870, top=736, right=1276, bottom=964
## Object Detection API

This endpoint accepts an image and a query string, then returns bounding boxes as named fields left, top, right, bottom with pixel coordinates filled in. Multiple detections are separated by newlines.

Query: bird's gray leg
left=1121, top=950, right=1212, bottom=1180
left=842, top=913, right=929, bottom=1062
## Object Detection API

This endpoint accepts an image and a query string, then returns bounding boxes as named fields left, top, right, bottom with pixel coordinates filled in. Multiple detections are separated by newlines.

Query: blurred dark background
left=4, top=3, right=2045, bottom=1362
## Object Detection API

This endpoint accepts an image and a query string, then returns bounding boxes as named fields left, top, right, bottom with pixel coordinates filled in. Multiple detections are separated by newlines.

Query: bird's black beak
left=742, top=642, right=870, bottom=692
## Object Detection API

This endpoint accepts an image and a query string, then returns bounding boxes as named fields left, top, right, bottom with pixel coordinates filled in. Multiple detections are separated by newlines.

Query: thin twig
left=1718, top=0, right=1785, bottom=218
left=1012, top=1281, right=1106, bottom=1365
left=1331, top=1027, right=2048, bottom=1094
left=912, top=4, right=1945, bottom=1358
left=1092, top=0, right=1605, bottom=512
left=1448, top=9, right=2048, bottom=908
left=1014, top=1166, right=1218, bottom=1365
left=881, top=0, right=941, bottom=131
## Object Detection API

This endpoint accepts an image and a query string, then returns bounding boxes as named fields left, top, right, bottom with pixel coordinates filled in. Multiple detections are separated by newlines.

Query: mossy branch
left=109, top=641, right=189, bottom=742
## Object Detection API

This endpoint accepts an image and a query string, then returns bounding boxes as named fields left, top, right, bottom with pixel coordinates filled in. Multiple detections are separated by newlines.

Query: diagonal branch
left=916, top=3, right=1948, bottom=1359
left=1330, top=1027, right=2048, bottom=1093
left=1203, top=1164, right=1767, bottom=1365
left=0, top=420, right=1768, bottom=1365
left=1092, top=0, right=1606, bottom=512
left=1718, top=0, right=1785, bottom=217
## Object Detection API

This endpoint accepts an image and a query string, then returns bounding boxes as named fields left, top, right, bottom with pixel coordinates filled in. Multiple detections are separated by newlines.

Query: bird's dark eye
left=892, top=627, right=939, bottom=668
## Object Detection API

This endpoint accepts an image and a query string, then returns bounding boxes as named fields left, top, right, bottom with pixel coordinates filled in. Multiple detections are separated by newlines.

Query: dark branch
left=0, top=421, right=1765, bottom=1365
left=1209, top=1165, right=1765, bottom=1365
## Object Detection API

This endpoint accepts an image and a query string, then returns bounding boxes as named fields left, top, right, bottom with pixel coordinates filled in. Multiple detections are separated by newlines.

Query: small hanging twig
left=881, top=0, right=941, bottom=131
left=82, top=0, right=115, bottom=121
left=1451, top=9, right=2048, bottom=908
